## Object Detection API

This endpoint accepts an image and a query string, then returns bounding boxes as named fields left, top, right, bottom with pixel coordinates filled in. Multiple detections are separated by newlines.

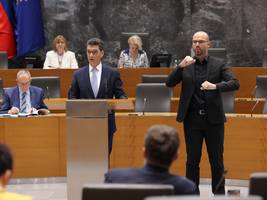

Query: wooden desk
left=0, top=113, right=266, bottom=179
left=1, top=67, right=267, bottom=98
left=0, top=114, right=66, bottom=177
left=44, top=98, right=266, bottom=114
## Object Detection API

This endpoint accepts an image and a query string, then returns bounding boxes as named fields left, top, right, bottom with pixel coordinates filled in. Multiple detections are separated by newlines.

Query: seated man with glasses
left=0, top=70, right=48, bottom=114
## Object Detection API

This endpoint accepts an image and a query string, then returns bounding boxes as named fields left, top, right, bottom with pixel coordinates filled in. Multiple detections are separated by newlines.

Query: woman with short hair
left=118, top=35, right=149, bottom=68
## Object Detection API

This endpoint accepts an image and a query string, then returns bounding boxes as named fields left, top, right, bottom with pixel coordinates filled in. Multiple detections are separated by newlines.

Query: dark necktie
left=20, top=92, right=27, bottom=113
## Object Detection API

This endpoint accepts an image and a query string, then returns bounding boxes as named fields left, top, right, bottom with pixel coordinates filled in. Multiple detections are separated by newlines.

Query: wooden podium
left=66, top=99, right=133, bottom=200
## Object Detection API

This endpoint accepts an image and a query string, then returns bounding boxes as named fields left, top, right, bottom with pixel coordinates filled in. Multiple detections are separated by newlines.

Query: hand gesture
left=200, top=81, right=217, bottom=90
left=178, top=56, right=196, bottom=68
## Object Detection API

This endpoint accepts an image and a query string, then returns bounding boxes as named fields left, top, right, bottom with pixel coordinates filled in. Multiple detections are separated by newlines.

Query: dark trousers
left=108, top=113, right=116, bottom=155
left=183, top=111, right=225, bottom=194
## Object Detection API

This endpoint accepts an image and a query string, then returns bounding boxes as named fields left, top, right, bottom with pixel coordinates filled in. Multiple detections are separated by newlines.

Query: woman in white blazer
left=43, top=35, right=78, bottom=69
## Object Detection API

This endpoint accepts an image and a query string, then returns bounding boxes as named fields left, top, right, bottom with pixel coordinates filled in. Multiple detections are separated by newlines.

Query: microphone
left=251, top=85, right=257, bottom=100
left=250, top=99, right=260, bottom=117
left=215, top=170, right=228, bottom=194
left=46, top=86, right=50, bottom=100
left=142, top=98, right=147, bottom=116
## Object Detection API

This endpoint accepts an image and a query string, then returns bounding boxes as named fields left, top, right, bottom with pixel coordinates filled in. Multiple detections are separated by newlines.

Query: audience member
left=118, top=35, right=149, bottom=68
left=0, top=70, right=48, bottom=114
left=43, top=35, right=78, bottom=69
left=0, top=144, right=32, bottom=199
left=105, top=124, right=198, bottom=195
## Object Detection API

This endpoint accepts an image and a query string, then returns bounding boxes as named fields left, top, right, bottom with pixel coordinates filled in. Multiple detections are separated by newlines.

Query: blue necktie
left=20, top=92, right=27, bottom=113
left=91, top=68, right=98, bottom=98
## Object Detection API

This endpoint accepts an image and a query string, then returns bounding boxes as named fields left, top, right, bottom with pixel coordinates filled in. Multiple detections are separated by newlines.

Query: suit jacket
left=0, top=86, right=48, bottom=114
left=68, top=63, right=127, bottom=134
left=166, top=56, right=240, bottom=124
left=104, top=164, right=198, bottom=195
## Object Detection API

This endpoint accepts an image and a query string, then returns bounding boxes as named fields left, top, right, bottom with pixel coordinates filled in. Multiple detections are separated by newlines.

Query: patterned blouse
left=118, top=49, right=149, bottom=68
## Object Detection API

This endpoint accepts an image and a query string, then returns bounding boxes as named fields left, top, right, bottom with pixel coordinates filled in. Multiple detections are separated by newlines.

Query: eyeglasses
left=192, top=40, right=208, bottom=45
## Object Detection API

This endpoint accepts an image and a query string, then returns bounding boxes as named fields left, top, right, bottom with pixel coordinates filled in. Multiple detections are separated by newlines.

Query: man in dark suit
left=68, top=38, right=127, bottom=154
left=0, top=69, right=48, bottom=114
left=166, top=31, right=240, bottom=194
left=105, top=124, right=198, bottom=195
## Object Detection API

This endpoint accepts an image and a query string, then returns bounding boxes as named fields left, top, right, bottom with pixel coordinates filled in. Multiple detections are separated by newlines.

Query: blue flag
left=14, top=0, right=45, bottom=57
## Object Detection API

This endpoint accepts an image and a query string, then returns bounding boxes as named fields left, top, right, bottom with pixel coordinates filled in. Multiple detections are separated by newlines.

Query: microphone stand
left=142, top=98, right=147, bottom=116
left=251, top=85, right=257, bottom=100
left=46, top=86, right=50, bottom=100
left=250, top=99, right=260, bottom=117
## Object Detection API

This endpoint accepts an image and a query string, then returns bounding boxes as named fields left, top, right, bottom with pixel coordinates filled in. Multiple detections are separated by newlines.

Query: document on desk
left=0, top=114, right=18, bottom=118
left=0, top=109, right=50, bottom=118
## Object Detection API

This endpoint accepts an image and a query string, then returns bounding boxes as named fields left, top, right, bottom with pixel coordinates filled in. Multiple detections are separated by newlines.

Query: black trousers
left=183, top=111, right=225, bottom=194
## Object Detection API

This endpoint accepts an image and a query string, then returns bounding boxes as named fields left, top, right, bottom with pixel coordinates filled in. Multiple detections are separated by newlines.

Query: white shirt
left=43, top=50, right=78, bottom=69
left=89, top=63, right=102, bottom=92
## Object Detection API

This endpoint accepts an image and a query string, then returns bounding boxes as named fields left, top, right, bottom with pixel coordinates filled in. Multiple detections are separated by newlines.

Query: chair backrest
left=249, top=172, right=267, bottom=200
left=262, top=99, right=267, bottom=114
left=120, top=32, right=150, bottom=58
left=135, top=83, right=172, bottom=112
left=262, top=48, right=267, bottom=67
left=255, top=76, right=267, bottom=98
left=82, top=183, right=174, bottom=200
left=23, top=55, right=43, bottom=68
left=145, top=195, right=263, bottom=200
left=208, top=48, right=227, bottom=60
left=31, top=76, right=60, bottom=98
left=142, top=75, right=168, bottom=83
left=0, top=51, right=8, bottom=69
left=221, top=91, right=235, bottom=113
left=150, top=54, right=172, bottom=68
left=0, top=79, right=3, bottom=99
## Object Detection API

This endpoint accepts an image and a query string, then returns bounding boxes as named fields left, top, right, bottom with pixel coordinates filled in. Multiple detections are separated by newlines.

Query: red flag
left=0, top=2, right=16, bottom=59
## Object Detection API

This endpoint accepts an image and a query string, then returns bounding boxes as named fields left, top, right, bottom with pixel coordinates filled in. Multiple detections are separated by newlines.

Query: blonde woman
left=43, top=35, right=78, bottom=69
left=118, top=35, right=149, bottom=68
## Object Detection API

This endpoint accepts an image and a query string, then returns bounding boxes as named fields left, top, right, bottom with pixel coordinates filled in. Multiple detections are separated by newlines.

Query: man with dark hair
left=104, top=125, right=197, bottom=195
left=0, top=144, right=32, bottom=199
left=68, top=38, right=127, bottom=154
left=166, top=31, right=240, bottom=194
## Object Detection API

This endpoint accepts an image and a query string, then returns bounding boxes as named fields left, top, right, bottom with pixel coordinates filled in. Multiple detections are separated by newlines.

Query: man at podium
left=68, top=38, right=127, bottom=154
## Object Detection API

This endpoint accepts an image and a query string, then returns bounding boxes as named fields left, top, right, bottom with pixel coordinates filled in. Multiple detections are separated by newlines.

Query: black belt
left=198, top=109, right=206, bottom=115
left=189, top=109, right=207, bottom=115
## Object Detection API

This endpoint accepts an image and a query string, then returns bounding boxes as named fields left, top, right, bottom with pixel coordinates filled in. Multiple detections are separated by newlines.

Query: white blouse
left=43, top=50, right=78, bottom=69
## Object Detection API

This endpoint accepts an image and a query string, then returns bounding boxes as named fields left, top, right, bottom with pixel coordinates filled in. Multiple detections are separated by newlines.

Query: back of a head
left=145, top=125, right=179, bottom=167
left=0, top=144, right=13, bottom=177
